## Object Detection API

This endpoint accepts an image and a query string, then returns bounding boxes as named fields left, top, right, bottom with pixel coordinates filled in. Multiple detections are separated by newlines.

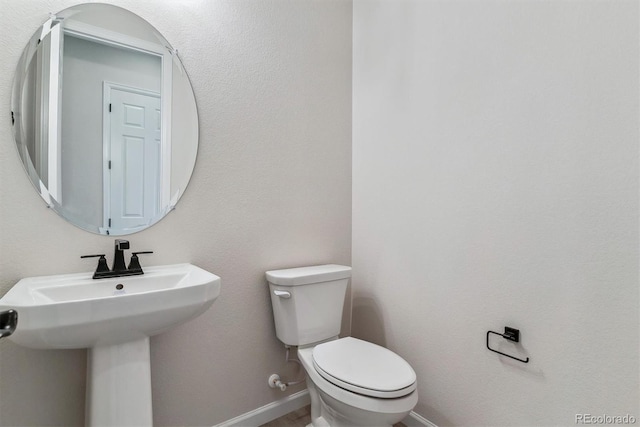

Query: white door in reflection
left=105, top=84, right=161, bottom=232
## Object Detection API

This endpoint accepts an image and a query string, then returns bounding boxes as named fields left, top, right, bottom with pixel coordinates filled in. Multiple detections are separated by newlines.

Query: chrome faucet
left=82, top=240, right=153, bottom=279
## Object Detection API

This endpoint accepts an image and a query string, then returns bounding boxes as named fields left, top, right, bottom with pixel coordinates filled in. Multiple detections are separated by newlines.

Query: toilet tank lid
left=266, top=264, right=351, bottom=286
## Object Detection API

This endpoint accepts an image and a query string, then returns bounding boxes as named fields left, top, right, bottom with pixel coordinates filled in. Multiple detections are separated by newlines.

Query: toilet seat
left=298, top=345, right=418, bottom=418
left=312, top=337, right=417, bottom=398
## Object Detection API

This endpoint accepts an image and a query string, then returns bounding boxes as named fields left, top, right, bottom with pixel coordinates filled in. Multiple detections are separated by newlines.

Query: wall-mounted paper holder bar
left=486, top=326, right=529, bottom=363
left=0, top=309, right=18, bottom=340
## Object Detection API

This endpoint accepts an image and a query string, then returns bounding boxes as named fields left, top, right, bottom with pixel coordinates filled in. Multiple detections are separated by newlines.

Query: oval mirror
left=11, top=4, right=198, bottom=235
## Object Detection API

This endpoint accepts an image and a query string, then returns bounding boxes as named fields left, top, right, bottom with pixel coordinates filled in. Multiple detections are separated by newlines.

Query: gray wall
left=352, top=0, right=639, bottom=425
left=0, top=0, right=352, bottom=425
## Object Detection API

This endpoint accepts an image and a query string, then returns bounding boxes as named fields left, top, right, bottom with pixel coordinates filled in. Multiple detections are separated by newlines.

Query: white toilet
left=266, top=265, right=418, bottom=427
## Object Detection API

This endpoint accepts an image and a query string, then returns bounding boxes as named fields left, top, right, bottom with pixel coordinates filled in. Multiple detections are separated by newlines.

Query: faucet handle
left=128, top=251, right=154, bottom=272
left=81, top=254, right=110, bottom=277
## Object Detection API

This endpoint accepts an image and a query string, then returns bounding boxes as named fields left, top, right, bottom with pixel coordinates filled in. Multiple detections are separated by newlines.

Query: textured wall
left=0, top=0, right=352, bottom=425
left=353, top=1, right=638, bottom=426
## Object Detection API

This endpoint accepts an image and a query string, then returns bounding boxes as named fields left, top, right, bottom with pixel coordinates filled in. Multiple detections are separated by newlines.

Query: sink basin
left=0, top=263, right=221, bottom=426
left=0, top=263, right=220, bottom=349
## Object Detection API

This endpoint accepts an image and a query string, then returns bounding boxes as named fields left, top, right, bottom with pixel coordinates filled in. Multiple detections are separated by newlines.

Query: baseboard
left=402, top=411, right=438, bottom=427
left=213, top=389, right=310, bottom=427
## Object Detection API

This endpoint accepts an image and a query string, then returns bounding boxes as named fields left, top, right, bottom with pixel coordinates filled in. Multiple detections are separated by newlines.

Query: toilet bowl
left=299, top=337, right=417, bottom=427
left=266, top=265, right=418, bottom=427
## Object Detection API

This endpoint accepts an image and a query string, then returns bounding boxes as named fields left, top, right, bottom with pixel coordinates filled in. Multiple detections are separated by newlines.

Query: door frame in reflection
left=43, top=19, right=173, bottom=226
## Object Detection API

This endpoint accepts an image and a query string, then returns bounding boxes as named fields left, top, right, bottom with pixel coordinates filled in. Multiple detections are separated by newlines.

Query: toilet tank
left=266, top=265, right=351, bottom=347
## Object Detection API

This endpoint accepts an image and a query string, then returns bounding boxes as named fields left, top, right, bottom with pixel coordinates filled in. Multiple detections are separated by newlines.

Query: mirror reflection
left=12, top=4, right=199, bottom=235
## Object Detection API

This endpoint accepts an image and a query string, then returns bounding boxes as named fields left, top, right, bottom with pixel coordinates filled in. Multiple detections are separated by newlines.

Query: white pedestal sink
left=0, top=263, right=221, bottom=426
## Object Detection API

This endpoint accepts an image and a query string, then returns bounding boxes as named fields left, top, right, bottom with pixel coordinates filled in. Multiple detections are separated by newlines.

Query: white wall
left=0, top=0, right=351, bottom=425
left=353, top=1, right=638, bottom=426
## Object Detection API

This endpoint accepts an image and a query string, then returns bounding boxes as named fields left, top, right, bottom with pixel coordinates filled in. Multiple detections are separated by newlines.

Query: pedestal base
left=87, top=337, right=153, bottom=426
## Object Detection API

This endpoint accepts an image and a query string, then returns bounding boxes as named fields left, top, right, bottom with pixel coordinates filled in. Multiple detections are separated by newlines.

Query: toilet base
left=307, top=379, right=411, bottom=427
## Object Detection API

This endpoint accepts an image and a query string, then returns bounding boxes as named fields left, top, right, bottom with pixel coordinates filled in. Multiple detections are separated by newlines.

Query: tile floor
left=260, top=405, right=312, bottom=427
left=259, top=405, right=407, bottom=427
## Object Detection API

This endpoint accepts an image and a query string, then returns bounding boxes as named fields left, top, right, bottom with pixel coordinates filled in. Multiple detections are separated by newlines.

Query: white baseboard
left=212, top=389, right=437, bottom=427
left=213, top=389, right=310, bottom=427
left=402, top=411, right=438, bottom=427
